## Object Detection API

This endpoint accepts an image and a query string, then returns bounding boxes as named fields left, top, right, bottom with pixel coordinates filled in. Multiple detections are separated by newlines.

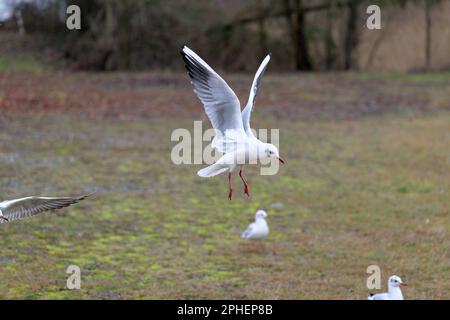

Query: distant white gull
left=181, top=46, right=284, bottom=200
left=368, top=275, right=407, bottom=300
left=0, top=193, right=93, bottom=223
left=242, top=210, right=269, bottom=240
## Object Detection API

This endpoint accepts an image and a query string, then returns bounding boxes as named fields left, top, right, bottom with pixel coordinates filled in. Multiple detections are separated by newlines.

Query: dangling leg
left=239, top=166, right=249, bottom=197
left=228, top=172, right=233, bottom=200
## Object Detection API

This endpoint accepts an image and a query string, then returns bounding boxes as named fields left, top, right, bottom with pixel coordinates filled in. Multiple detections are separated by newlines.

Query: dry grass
left=0, top=70, right=448, bottom=299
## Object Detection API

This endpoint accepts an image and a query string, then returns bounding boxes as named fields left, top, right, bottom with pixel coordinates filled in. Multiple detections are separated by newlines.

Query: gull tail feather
left=197, top=164, right=229, bottom=178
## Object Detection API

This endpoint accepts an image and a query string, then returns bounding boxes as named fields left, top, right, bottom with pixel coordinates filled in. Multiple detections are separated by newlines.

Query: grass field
left=0, top=69, right=448, bottom=299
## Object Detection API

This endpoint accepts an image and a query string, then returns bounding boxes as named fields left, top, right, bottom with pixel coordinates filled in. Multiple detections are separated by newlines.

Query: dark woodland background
left=1, top=0, right=449, bottom=72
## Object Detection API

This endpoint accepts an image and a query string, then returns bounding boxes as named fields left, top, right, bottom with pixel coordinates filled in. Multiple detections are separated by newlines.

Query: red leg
left=239, top=168, right=250, bottom=197
left=228, top=172, right=233, bottom=200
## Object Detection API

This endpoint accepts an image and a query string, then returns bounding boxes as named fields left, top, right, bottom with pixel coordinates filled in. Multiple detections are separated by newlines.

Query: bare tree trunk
left=98, top=1, right=116, bottom=70
left=425, top=0, right=432, bottom=70
left=117, top=2, right=132, bottom=69
left=284, top=0, right=312, bottom=70
left=343, top=0, right=360, bottom=70
left=283, top=0, right=296, bottom=68
left=15, top=8, right=26, bottom=35
left=294, top=0, right=312, bottom=70
left=366, top=12, right=391, bottom=69
left=325, top=0, right=335, bottom=70
left=257, top=0, right=268, bottom=61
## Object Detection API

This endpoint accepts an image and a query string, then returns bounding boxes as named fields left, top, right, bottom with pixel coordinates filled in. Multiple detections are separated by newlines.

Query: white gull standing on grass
left=0, top=193, right=93, bottom=223
left=242, top=210, right=269, bottom=240
left=368, top=275, right=407, bottom=300
left=181, top=46, right=285, bottom=200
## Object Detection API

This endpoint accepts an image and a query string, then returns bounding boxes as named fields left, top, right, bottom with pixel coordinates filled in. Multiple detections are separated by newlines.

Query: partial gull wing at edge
left=0, top=193, right=94, bottom=223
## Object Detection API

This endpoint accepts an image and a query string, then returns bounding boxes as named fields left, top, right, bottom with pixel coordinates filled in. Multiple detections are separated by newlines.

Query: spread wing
left=181, top=46, right=247, bottom=153
left=0, top=193, right=93, bottom=223
left=241, top=54, right=271, bottom=138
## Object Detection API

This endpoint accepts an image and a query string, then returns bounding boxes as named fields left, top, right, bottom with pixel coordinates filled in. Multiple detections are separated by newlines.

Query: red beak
left=400, top=283, right=408, bottom=287
left=278, top=157, right=285, bottom=164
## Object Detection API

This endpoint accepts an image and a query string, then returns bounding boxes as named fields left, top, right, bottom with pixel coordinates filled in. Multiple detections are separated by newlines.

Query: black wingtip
left=79, top=191, right=97, bottom=200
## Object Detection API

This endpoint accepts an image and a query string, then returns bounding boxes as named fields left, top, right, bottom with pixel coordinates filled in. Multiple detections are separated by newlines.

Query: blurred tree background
left=0, top=0, right=449, bottom=72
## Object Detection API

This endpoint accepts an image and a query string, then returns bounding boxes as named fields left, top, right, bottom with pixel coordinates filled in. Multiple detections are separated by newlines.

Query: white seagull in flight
left=242, top=209, right=269, bottom=240
left=181, top=46, right=284, bottom=200
left=0, top=193, right=93, bottom=223
left=368, top=275, right=407, bottom=300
